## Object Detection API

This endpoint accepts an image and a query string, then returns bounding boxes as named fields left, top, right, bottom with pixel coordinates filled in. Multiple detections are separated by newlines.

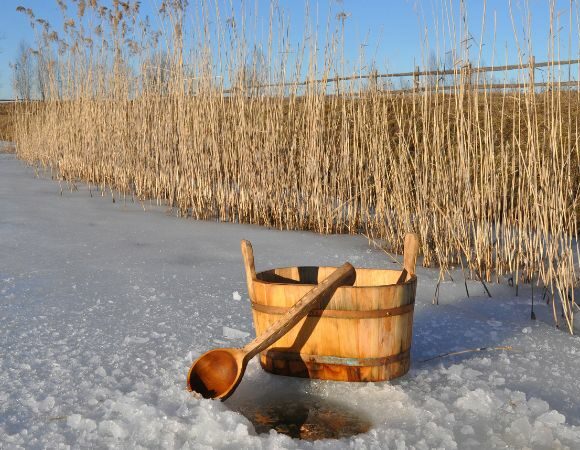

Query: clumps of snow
left=98, top=420, right=129, bottom=439
left=537, top=410, right=566, bottom=426
left=222, top=326, right=250, bottom=340
left=454, top=388, right=496, bottom=417
left=528, top=397, right=550, bottom=416
left=38, top=396, right=56, bottom=413
left=460, top=424, right=475, bottom=435
left=123, top=336, right=150, bottom=345
left=1, top=153, right=580, bottom=448
left=67, top=414, right=97, bottom=432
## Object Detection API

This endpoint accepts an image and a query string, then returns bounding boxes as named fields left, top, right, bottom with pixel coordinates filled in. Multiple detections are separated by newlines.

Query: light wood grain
left=246, top=235, right=418, bottom=382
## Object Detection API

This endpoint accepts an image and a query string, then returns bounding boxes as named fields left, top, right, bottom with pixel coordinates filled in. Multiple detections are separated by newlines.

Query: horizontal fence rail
left=5, top=57, right=580, bottom=100
left=224, top=56, right=580, bottom=94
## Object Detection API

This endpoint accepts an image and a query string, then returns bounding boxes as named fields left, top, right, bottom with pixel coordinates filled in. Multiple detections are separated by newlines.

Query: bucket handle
left=396, top=233, right=421, bottom=283
left=241, top=240, right=257, bottom=301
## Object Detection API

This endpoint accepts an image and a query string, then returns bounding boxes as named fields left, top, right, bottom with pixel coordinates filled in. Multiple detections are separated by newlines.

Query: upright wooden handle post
left=396, top=233, right=421, bottom=283
left=403, top=233, right=421, bottom=276
left=242, top=262, right=356, bottom=361
left=241, top=240, right=257, bottom=301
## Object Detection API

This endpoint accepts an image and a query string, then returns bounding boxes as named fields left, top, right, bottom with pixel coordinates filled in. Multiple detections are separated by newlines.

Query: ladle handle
left=242, top=262, right=356, bottom=361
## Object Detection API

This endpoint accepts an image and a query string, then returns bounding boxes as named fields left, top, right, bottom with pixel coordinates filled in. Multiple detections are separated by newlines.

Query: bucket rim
left=254, top=265, right=417, bottom=289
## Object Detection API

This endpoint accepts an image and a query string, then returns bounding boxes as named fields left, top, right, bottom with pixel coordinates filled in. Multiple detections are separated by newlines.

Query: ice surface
left=1, top=153, right=580, bottom=448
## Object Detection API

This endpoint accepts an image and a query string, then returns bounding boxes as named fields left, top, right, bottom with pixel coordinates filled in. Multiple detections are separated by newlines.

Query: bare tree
left=11, top=41, right=34, bottom=100
left=143, top=51, right=172, bottom=94
left=35, top=50, right=50, bottom=101
left=234, top=46, right=266, bottom=94
left=425, top=51, right=440, bottom=88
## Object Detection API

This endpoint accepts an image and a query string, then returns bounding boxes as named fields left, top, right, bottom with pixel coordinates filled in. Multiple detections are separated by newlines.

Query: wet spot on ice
left=230, top=392, right=371, bottom=440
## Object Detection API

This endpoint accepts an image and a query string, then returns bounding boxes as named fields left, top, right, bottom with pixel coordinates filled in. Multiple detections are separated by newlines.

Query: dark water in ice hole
left=228, top=392, right=372, bottom=441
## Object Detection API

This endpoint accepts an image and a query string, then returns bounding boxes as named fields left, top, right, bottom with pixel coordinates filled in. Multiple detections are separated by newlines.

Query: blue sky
left=1, top=0, right=578, bottom=98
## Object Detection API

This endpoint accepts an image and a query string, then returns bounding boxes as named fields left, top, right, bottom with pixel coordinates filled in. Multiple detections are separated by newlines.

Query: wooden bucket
left=242, top=233, right=420, bottom=382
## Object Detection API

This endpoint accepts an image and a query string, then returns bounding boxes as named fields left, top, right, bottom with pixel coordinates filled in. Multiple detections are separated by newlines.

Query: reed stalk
left=12, top=0, right=579, bottom=332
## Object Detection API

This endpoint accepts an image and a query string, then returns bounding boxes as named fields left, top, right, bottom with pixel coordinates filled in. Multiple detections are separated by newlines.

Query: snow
left=1, top=151, right=580, bottom=448
left=223, top=326, right=250, bottom=340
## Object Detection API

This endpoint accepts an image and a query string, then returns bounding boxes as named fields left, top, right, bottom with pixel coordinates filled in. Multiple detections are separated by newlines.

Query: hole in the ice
left=229, top=393, right=371, bottom=440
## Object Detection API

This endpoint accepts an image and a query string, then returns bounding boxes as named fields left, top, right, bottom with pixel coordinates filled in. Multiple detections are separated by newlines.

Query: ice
left=505, top=417, right=532, bottom=446
left=531, top=423, right=555, bottom=448
left=454, top=388, right=495, bottom=416
left=98, top=420, right=129, bottom=439
left=37, top=396, right=56, bottom=413
left=1, top=153, right=580, bottom=448
left=223, top=326, right=250, bottom=340
left=123, top=336, right=150, bottom=345
left=460, top=425, right=474, bottom=435
left=528, top=397, right=550, bottom=416
left=67, top=414, right=83, bottom=429
left=536, top=410, right=566, bottom=426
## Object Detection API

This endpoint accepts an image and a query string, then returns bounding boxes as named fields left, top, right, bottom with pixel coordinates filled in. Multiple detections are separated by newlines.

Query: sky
left=1, top=0, right=579, bottom=98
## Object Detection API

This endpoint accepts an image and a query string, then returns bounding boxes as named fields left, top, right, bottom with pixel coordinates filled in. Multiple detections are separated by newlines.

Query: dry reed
left=12, top=0, right=579, bottom=332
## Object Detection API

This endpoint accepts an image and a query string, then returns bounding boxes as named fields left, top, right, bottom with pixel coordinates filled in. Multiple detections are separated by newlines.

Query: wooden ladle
left=186, top=258, right=356, bottom=401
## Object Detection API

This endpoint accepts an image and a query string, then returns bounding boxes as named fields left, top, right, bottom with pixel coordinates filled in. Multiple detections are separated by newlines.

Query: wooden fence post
left=369, top=69, right=378, bottom=93
left=529, top=55, right=535, bottom=95
left=464, top=62, right=472, bottom=91
left=414, top=66, right=420, bottom=90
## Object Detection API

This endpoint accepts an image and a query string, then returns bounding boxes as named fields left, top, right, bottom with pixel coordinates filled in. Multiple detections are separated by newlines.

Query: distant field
left=0, top=103, right=15, bottom=143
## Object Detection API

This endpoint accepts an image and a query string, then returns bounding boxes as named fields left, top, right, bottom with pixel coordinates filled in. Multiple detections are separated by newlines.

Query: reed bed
left=12, top=1, right=579, bottom=332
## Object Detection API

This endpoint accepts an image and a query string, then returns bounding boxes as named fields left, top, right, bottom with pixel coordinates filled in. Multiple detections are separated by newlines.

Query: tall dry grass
left=12, top=0, right=579, bottom=332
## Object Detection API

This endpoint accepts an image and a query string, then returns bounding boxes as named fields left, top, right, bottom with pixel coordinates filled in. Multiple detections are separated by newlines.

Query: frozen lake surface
left=1, top=153, right=579, bottom=449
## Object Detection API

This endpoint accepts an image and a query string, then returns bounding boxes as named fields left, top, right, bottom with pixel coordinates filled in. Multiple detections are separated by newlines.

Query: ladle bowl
left=187, top=348, right=247, bottom=400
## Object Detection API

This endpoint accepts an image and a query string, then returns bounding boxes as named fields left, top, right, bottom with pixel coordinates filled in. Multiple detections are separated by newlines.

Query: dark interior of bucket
left=256, top=266, right=408, bottom=286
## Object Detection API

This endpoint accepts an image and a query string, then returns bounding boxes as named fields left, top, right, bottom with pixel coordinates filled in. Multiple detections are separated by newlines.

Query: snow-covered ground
left=1, top=150, right=580, bottom=449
